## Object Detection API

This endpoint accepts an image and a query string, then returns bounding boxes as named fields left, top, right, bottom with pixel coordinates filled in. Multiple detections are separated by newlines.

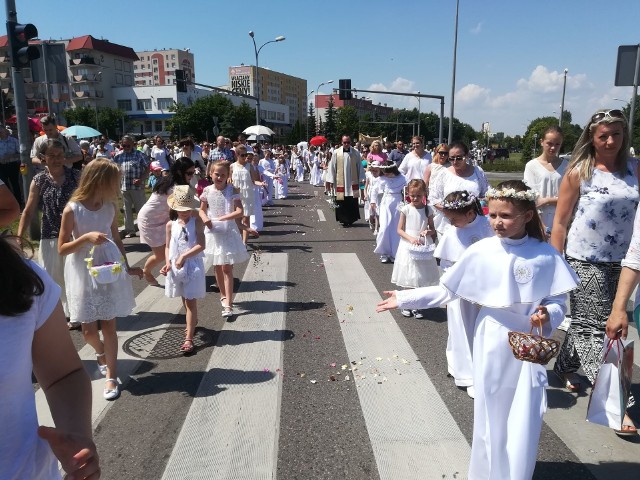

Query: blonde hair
left=370, top=140, right=382, bottom=152
left=69, top=159, right=121, bottom=203
left=568, top=111, right=629, bottom=181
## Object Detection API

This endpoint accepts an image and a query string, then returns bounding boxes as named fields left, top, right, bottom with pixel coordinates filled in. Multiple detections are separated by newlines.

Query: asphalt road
left=48, top=176, right=640, bottom=480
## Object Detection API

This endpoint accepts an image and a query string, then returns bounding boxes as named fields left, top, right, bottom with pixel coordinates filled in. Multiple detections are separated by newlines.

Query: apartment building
left=134, top=49, right=194, bottom=87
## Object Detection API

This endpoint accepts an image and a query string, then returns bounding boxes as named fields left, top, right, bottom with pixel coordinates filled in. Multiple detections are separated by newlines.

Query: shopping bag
left=586, top=339, right=634, bottom=429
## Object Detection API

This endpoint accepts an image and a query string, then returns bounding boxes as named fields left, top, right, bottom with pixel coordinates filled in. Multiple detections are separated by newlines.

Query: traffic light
left=175, top=69, right=187, bottom=92
left=6, top=21, right=39, bottom=69
left=338, top=79, right=352, bottom=100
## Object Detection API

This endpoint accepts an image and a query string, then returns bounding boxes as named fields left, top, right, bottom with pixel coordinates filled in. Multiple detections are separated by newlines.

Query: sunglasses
left=181, top=226, right=189, bottom=242
left=591, top=109, right=625, bottom=123
left=438, top=151, right=449, bottom=156
left=411, top=143, right=422, bottom=146
left=450, top=155, right=466, bottom=162
left=239, top=153, right=248, bottom=157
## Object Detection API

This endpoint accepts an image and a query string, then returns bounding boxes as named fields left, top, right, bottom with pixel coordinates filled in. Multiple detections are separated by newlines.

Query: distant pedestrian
left=113, top=135, right=149, bottom=238
left=326, top=135, right=365, bottom=227
left=372, top=161, right=406, bottom=262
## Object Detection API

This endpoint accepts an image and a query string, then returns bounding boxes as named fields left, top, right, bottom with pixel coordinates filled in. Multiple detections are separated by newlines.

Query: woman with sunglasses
left=175, top=138, right=205, bottom=188
left=136, top=157, right=195, bottom=285
left=551, top=109, right=639, bottom=435
left=429, top=141, right=489, bottom=238
left=424, top=143, right=451, bottom=237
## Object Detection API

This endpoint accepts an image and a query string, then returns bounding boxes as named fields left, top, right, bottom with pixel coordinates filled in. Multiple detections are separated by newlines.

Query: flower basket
left=508, top=321, right=560, bottom=365
left=408, top=240, right=436, bottom=261
left=85, top=238, right=126, bottom=285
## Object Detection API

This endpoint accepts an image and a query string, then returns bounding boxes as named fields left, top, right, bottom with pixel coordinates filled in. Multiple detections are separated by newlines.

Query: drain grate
left=123, top=326, right=213, bottom=360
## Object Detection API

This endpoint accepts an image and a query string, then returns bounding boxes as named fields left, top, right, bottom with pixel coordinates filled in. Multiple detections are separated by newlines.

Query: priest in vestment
left=326, top=135, right=365, bottom=227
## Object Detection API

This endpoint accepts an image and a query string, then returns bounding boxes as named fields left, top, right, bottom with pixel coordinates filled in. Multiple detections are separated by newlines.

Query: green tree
left=96, top=107, right=125, bottom=139
left=63, top=106, right=98, bottom=129
left=336, top=105, right=360, bottom=140
left=324, top=94, right=337, bottom=143
left=1, top=90, right=14, bottom=120
left=168, top=94, right=236, bottom=141
left=286, top=120, right=305, bottom=144
left=307, top=103, right=316, bottom=139
left=619, top=97, right=640, bottom=151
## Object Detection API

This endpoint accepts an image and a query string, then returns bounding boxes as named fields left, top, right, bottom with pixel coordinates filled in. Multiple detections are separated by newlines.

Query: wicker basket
left=508, top=321, right=560, bottom=365
left=85, top=238, right=126, bottom=285
left=408, top=241, right=436, bottom=261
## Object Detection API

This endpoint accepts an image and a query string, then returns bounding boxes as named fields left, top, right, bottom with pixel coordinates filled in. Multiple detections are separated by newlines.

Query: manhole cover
left=123, top=327, right=213, bottom=360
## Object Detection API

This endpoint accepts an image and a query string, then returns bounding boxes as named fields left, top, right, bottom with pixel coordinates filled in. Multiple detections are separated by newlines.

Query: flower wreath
left=84, top=238, right=126, bottom=284
left=485, top=187, right=539, bottom=202
left=441, top=191, right=477, bottom=210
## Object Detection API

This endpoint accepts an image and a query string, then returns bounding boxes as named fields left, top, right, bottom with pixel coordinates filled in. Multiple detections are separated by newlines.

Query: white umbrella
left=247, top=134, right=268, bottom=142
left=243, top=125, right=275, bottom=136
left=297, top=141, right=308, bottom=150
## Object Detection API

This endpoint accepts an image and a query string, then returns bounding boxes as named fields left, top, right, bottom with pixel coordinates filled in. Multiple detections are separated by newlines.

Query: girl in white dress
left=293, top=148, right=305, bottom=182
left=231, top=145, right=257, bottom=245
left=378, top=180, right=579, bottom=480
left=435, top=190, right=494, bottom=398
left=160, top=185, right=206, bottom=353
left=310, top=149, right=324, bottom=186
left=200, top=161, right=258, bottom=318
left=363, top=161, right=381, bottom=233
left=391, top=179, right=439, bottom=319
left=274, top=156, right=289, bottom=199
left=522, top=126, right=568, bottom=235
left=372, top=162, right=407, bottom=263
left=58, top=160, right=143, bottom=400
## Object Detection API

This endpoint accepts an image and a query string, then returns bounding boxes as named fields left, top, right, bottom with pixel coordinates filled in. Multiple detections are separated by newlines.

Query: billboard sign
left=229, top=66, right=253, bottom=96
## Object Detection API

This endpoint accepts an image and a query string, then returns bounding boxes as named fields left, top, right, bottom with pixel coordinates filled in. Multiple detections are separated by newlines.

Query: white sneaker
left=380, top=255, right=388, bottom=263
left=401, top=309, right=413, bottom=317
left=467, top=386, right=475, bottom=399
left=413, top=310, right=425, bottom=319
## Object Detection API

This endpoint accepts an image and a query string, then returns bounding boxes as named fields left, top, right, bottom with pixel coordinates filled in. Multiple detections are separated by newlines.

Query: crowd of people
left=3, top=107, right=640, bottom=479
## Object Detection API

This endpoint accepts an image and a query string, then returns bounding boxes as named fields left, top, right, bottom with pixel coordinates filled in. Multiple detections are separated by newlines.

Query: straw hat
left=167, top=185, right=200, bottom=211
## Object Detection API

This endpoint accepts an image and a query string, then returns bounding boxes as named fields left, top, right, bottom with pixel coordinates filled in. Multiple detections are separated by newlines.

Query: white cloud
left=470, top=22, right=483, bottom=34
left=456, top=84, right=490, bottom=104
left=366, top=77, right=418, bottom=109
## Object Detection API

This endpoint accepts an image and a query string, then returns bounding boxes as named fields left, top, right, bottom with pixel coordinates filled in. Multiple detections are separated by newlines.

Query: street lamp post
left=559, top=68, right=568, bottom=127
left=448, top=0, right=460, bottom=144
left=533, top=133, right=538, bottom=158
left=249, top=31, right=286, bottom=126
left=306, top=90, right=314, bottom=141
left=415, top=92, right=421, bottom=139
left=315, top=80, right=333, bottom=135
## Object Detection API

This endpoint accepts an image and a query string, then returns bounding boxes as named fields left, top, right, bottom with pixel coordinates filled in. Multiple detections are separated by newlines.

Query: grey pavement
left=40, top=177, right=640, bottom=480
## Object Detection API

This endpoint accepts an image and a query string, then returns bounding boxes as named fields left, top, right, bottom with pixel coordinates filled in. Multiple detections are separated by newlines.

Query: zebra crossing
left=34, top=182, right=640, bottom=480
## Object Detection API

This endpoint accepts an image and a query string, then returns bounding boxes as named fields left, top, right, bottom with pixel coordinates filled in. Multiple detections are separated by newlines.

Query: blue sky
left=9, top=0, right=640, bottom=137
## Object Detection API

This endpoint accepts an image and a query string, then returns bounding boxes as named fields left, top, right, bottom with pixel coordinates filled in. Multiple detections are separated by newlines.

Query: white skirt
left=39, top=238, right=69, bottom=317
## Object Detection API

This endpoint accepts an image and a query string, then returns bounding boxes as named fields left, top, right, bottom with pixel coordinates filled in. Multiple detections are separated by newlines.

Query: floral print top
left=34, top=167, right=80, bottom=239
left=566, top=158, right=639, bottom=262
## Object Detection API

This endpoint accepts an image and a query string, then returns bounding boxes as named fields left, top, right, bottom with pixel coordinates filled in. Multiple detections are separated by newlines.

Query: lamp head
left=326, top=79, right=334, bottom=84
left=249, top=31, right=255, bottom=38
left=275, top=36, right=285, bottom=42
left=564, top=68, right=568, bottom=74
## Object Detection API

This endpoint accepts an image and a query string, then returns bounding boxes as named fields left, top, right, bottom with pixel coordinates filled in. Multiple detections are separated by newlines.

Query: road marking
left=35, top=254, right=216, bottom=428
left=317, top=209, right=326, bottom=221
left=322, top=253, right=471, bottom=480
left=162, top=253, right=288, bottom=480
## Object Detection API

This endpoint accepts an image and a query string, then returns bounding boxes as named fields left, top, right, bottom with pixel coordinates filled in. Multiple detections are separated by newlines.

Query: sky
left=8, top=0, right=640, bottom=137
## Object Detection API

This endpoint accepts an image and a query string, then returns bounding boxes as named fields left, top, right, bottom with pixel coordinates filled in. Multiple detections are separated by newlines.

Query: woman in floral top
left=551, top=109, right=639, bottom=435
left=17, top=138, right=80, bottom=328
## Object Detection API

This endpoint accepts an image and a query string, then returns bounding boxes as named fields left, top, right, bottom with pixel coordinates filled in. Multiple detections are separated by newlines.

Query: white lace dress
left=64, top=201, right=135, bottom=323
left=232, top=162, right=255, bottom=217
left=200, top=184, right=250, bottom=265
left=165, top=216, right=206, bottom=300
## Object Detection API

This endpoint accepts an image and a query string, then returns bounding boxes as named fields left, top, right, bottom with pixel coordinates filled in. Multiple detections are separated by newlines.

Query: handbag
left=586, top=338, right=634, bottom=429
left=507, top=318, right=560, bottom=365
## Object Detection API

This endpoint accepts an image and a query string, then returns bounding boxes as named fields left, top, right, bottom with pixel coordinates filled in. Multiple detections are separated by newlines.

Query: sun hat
left=167, top=185, right=200, bottom=211
left=150, top=161, right=163, bottom=172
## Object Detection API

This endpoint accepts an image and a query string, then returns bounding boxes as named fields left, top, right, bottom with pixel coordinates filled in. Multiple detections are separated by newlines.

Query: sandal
left=96, top=352, right=107, bottom=376
left=556, top=372, right=581, bottom=392
left=220, top=296, right=226, bottom=307
left=615, top=414, right=638, bottom=437
left=222, top=306, right=234, bottom=318
left=67, top=321, right=81, bottom=331
left=180, top=338, right=194, bottom=353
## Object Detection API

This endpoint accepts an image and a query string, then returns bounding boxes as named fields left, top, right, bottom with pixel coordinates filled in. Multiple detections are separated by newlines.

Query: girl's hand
left=128, top=266, right=143, bottom=279
left=376, top=291, right=398, bottom=312
left=85, top=232, right=108, bottom=245
left=530, top=305, right=549, bottom=328
left=419, top=229, right=434, bottom=237
left=203, top=217, right=212, bottom=229
left=38, top=426, right=100, bottom=480
left=176, top=255, right=185, bottom=270
left=410, top=236, right=421, bottom=245
left=247, top=228, right=260, bottom=238
left=159, top=263, right=170, bottom=276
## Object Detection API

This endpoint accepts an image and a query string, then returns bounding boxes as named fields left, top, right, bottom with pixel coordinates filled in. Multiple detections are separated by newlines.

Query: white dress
left=434, top=214, right=494, bottom=387
left=522, top=158, right=568, bottom=231
left=200, top=184, right=249, bottom=265
left=373, top=175, right=407, bottom=258
left=258, top=158, right=275, bottom=206
left=310, top=153, right=323, bottom=186
left=293, top=155, right=305, bottom=182
left=64, top=202, right=135, bottom=323
left=275, top=163, right=289, bottom=199
left=250, top=164, right=264, bottom=231
left=231, top=162, right=255, bottom=217
left=398, top=236, right=579, bottom=480
left=165, top=216, right=206, bottom=300
left=391, top=204, right=440, bottom=288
